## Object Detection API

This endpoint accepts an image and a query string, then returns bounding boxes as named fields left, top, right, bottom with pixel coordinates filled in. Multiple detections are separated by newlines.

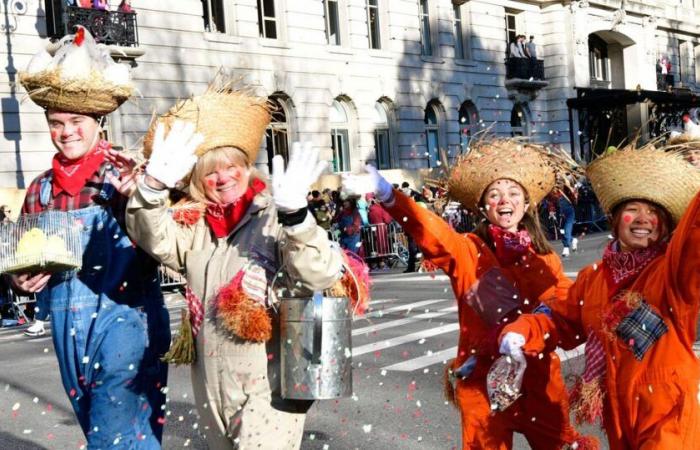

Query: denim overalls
left=36, top=173, right=170, bottom=449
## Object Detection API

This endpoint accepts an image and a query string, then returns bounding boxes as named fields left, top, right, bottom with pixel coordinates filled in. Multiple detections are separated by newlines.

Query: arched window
left=458, top=101, right=478, bottom=154
left=424, top=101, right=442, bottom=168
left=373, top=99, right=396, bottom=169
left=510, top=103, right=530, bottom=136
left=265, top=94, right=291, bottom=174
left=330, top=99, right=352, bottom=172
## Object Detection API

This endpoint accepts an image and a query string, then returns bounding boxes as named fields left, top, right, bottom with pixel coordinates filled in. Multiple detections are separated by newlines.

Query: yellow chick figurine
left=16, top=228, right=47, bottom=259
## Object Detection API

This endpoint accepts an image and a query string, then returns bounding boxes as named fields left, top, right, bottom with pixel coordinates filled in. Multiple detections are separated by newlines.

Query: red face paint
left=649, top=217, right=658, bottom=226
left=76, top=127, right=84, bottom=138
left=622, top=214, right=633, bottom=223
left=206, top=179, right=215, bottom=188
left=50, top=130, right=57, bottom=140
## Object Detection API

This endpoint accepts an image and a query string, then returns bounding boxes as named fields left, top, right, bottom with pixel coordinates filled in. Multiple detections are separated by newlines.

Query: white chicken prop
left=24, top=26, right=131, bottom=89
left=19, top=26, right=134, bottom=115
left=682, top=114, right=700, bottom=140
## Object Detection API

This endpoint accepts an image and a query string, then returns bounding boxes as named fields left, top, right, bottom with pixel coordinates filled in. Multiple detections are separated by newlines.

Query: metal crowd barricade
left=360, top=222, right=408, bottom=267
left=158, top=264, right=186, bottom=291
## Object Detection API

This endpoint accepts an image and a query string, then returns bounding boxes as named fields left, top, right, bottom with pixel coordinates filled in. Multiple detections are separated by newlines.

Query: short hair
left=311, top=190, right=321, bottom=198
left=401, top=181, right=410, bottom=188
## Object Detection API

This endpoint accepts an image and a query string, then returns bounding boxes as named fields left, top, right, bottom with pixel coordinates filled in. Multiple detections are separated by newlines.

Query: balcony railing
left=45, top=4, right=138, bottom=47
left=656, top=74, right=674, bottom=91
left=505, top=57, right=545, bottom=81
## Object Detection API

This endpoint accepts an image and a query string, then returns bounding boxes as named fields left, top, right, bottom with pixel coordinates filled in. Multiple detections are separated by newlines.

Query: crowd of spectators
left=66, top=0, right=134, bottom=13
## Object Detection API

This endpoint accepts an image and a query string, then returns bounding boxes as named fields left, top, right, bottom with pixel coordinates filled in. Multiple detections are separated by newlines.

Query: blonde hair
left=188, top=146, right=265, bottom=203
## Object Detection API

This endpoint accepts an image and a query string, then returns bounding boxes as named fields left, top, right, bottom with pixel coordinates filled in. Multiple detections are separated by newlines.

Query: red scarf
left=601, top=239, right=667, bottom=296
left=205, top=179, right=266, bottom=238
left=487, top=224, right=532, bottom=265
left=51, top=139, right=110, bottom=197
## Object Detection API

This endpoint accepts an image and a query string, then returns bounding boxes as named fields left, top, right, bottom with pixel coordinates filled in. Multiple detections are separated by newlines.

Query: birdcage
left=0, top=211, right=83, bottom=274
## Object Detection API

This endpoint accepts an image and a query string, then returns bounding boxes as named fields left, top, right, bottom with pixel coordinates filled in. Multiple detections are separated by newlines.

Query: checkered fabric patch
left=615, top=302, right=668, bottom=361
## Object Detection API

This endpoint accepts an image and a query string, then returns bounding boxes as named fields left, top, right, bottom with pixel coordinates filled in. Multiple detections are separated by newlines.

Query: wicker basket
left=0, top=211, right=83, bottom=274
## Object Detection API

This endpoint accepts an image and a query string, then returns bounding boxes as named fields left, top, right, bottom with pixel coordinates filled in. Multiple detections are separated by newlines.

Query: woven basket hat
left=448, top=140, right=557, bottom=211
left=587, top=145, right=700, bottom=225
left=142, top=89, right=271, bottom=165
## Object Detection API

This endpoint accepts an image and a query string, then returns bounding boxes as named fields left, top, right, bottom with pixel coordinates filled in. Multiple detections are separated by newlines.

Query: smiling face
left=481, top=178, right=529, bottom=232
left=46, top=110, right=100, bottom=160
left=190, top=147, right=252, bottom=206
left=614, top=200, right=669, bottom=250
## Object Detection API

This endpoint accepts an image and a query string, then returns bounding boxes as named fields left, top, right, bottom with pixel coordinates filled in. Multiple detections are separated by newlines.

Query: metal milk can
left=279, top=292, right=352, bottom=400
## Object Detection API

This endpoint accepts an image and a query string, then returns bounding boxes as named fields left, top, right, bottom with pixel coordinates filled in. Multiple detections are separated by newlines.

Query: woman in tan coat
left=125, top=87, right=344, bottom=449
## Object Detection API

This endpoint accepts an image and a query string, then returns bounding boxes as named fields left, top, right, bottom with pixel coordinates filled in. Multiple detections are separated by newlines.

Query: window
left=265, top=94, right=291, bottom=174
left=257, top=0, right=277, bottom=39
left=510, top=103, right=529, bottom=136
left=588, top=35, right=609, bottom=82
left=453, top=5, right=464, bottom=59
left=458, top=101, right=478, bottom=154
left=505, top=11, right=517, bottom=50
left=373, top=101, right=393, bottom=169
left=424, top=102, right=441, bottom=167
left=325, top=0, right=341, bottom=45
left=694, top=44, right=700, bottom=84
left=330, top=100, right=352, bottom=172
left=419, top=0, right=432, bottom=56
left=203, top=0, right=226, bottom=33
left=367, top=0, right=381, bottom=49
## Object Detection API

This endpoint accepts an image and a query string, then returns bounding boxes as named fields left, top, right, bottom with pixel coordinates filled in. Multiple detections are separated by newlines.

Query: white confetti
left=12, top=402, right=20, bottom=411
left=362, top=424, right=373, bottom=433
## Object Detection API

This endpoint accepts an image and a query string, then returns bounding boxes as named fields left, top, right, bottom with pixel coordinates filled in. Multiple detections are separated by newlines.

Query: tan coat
left=126, top=180, right=343, bottom=449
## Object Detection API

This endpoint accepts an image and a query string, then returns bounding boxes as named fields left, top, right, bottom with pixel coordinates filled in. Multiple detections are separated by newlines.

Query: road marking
left=357, top=299, right=452, bottom=321
left=352, top=306, right=456, bottom=336
left=373, top=274, right=449, bottom=282
left=556, top=343, right=585, bottom=362
left=382, top=346, right=458, bottom=372
left=352, top=323, right=460, bottom=356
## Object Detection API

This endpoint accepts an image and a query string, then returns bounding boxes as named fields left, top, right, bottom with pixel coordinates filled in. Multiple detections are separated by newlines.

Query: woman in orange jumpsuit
left=343, top=140, right=590, bottom=449
left=501, top=145, right=700, bottom=449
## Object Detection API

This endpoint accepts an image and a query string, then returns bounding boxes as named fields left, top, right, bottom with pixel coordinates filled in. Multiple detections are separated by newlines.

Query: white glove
left=341, top=164, right=394, bottom=203
left=272, top=142, right=328, bottom=212
left=145, top=121, right=204, bottom=188
left=499, top=332, right=526, bottom=356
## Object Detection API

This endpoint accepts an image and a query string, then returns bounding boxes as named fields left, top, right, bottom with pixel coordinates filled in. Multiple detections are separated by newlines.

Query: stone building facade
left=1, top=0, right=699, bottom=191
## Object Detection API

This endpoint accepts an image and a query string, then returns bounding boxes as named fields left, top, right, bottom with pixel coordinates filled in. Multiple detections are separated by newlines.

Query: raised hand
left=145, top=121, right=204, bottom=189
left=272, top=142, right=328, bottom=212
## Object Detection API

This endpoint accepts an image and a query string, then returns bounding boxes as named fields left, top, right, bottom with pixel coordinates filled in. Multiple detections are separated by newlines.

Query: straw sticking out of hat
left=447, top=138, right=580, bottom=211
left=142, top=74, right=272, bottom=165
left=587, top=143, right=700, bottom=225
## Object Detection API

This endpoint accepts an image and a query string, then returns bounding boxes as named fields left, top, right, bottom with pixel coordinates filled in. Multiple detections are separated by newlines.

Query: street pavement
left=0, top=232, right=616, bottom=449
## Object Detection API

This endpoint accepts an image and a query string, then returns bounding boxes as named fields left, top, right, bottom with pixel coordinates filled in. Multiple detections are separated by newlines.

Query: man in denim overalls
left=13, top=29, right=170, bottom=449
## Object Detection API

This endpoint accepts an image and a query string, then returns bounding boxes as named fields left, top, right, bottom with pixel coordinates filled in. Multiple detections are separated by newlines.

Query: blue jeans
left=558, top=198, right=575, bottom=249
left=37, top=176, right=169, bottom=449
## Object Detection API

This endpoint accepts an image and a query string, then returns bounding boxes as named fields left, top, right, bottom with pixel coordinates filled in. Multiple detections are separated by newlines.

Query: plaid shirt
left=21, top=162, right=128, bottom=228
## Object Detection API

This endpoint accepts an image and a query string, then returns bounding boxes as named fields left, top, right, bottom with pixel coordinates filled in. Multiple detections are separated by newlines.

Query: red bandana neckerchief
left=601, top=239, right=667, bottom=297
left=205, top=178, right=266, bottom=238
left=487, top=224, right=533, bottom=266
left=51, top=139, right=110, bottom=197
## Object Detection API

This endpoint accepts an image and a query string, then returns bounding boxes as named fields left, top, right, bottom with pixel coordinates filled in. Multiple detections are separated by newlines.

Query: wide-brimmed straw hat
left=20, top=70, right=132, bottom=115
left=19, top=27, right=133, bottom=115
left=587, top=144, right=700, bottom=225
left=448, top=139, right=569, bottom=211
left=142, top=83, right=272, bottom=165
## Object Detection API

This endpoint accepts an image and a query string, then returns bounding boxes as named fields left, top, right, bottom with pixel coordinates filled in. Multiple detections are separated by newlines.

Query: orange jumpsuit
left=385, top=191, right=581, bottom=449
left=504, top=191, right=700, bottom=449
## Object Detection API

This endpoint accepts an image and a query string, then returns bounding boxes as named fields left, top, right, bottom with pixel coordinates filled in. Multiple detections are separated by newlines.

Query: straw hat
left=586, top=144, right=700, bottom=225
left=142, top=87, right=272, bottom=165
left=20, top=70, right=132, bottom=116
left=448, top=139, right=560, bottom=211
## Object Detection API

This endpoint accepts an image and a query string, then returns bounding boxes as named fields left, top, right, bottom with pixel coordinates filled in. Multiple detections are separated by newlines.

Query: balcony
left=45, top=4, right=139, bottom=48
left=504, top=57, right=548, bottom=92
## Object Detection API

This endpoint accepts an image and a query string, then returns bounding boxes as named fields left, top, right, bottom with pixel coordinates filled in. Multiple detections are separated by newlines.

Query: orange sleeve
left=383, top=190, right=478, bottom=285
left=664, top=189, right=700, bottom=326
left=502, top=267, right=588, bottom=354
